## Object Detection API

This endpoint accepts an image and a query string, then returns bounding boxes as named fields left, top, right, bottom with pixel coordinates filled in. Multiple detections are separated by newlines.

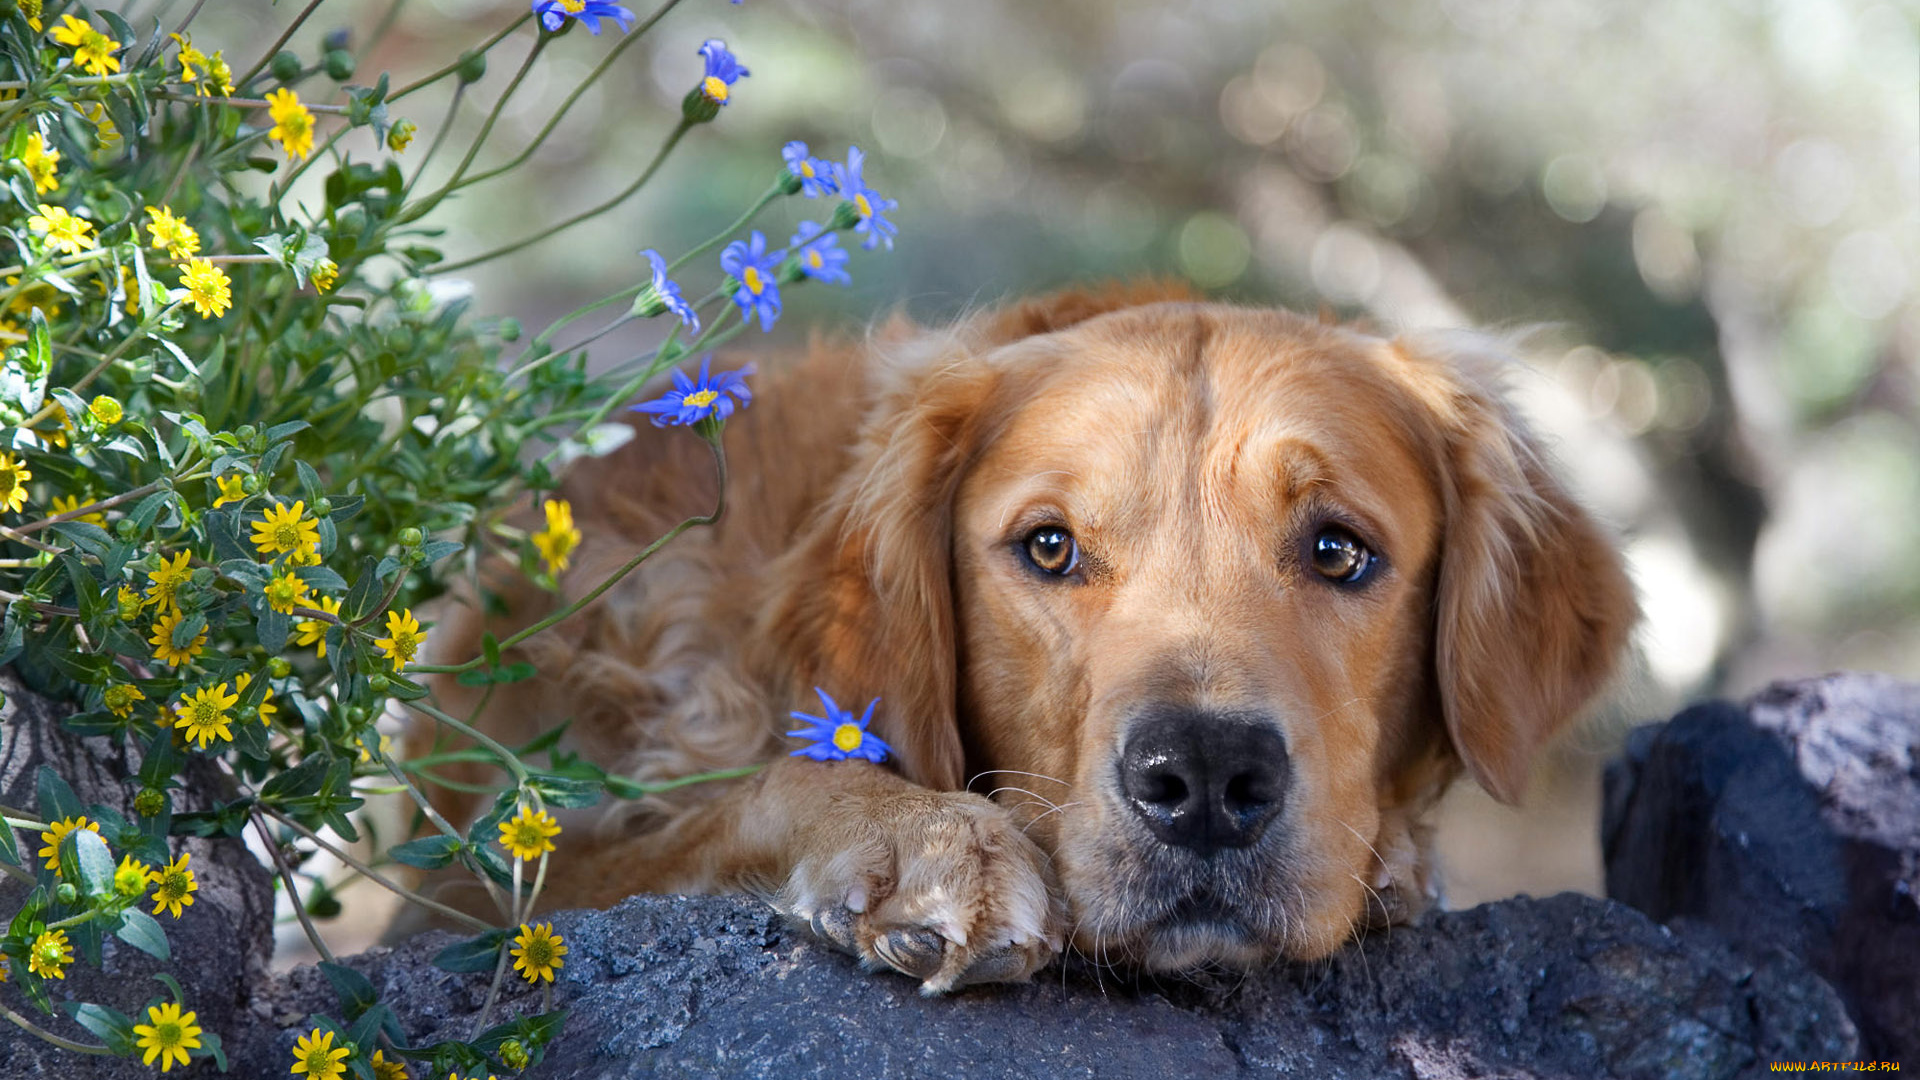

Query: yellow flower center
left=683, top=389, right=719, bottom=409
left=0, top=472, right=15, bottom=497
left=560, top=0, right=585, bottom=9
left=160, top=869, right=188, bottom=897
left=799, top=161, right=815, bottom=178
left=807, top=251, right=824, bottom=269
left=703, top=75, right=729, bottom=102
left=742, top=266, right=764, bottom=295
left=524, top=938, right=554, bottom=966
left=832, top=723, right=863, bottom=752
left=153, top=1020, right=181, bottom=1044
left=189, top=700, right=219, bottom=726
left=855, top=193, right=873, bottom=219
left=270, top=520, right=304, bottom=549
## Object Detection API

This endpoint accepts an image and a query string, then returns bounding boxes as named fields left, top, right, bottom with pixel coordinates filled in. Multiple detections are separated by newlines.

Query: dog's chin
left=1133, top=904, right=1274, bottom=972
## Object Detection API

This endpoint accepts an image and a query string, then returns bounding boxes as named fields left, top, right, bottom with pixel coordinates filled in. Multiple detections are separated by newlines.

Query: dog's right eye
left=1022, top=526, right=1079, bottom=576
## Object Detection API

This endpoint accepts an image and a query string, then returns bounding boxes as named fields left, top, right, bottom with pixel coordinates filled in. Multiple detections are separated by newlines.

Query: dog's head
left=767, top=286, right=1635, bottom=970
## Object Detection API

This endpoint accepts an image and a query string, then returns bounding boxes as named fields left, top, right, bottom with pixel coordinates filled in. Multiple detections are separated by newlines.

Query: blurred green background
left=205, top=0, right=1916, bottom=923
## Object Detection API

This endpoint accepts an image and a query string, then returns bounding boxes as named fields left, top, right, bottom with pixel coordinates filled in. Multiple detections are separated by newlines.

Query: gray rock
left=247, top=891, right=1856, bottom=1080
left=0, top=671, right=277, bottom=1079
left=1604, top=672, right=1920, bottom=1065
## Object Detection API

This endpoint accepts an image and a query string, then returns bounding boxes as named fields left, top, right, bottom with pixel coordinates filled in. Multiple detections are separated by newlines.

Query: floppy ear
left=1398, top=334, right=1638, bottom=804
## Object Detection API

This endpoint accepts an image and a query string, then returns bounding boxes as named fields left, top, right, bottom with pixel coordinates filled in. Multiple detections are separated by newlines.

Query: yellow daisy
left=170, top=32, right=205, bottom=84
left=263, top=569, right=312, bottom=615
left=498, top=805, right=561, bottom=860
left=312, top=258, right=339, bottom=292
left=510, top=922, right=568, bottom=983
left=37, top=815, right=100, bottom=871
left=50, top=13, right=121, bottom=76
left=178, top=258, right=231, bottom=318
left=145, top=204, right=201, bottom=260
left=294, top=594, right=343, bottom=658
left=26, top=203, right=95, bottom=256
left=19, top=0, right=40, bottom=31
left=290, top=1027, right=350, bottom=1080
left=235, top=671, right=279, bottom=726
left=150, top=851, right=197, bottom=918
left=114, top=854, right=153, bottom=898
left=149, top=608, right=208, bottom=668
left=144, top=549, right=194, bottom=611
left=266, top=87, right=316, bottom=161
left=21, top=131, right=59, bottom=194
left=132, top=1001, right=202, bottom=1073
left=204, top=50, right=236, bottom=97
left=0, top=451, right=32, bottom=513
left=532, top=498, right=581, bottom=575
left=369, top=1049, right=409, bottom=1080
left=252, top=500, right=320, bottom=558
left=373, top=608, right=425, bottom=671
left=174, top=682, right=237, bottom=749
left=103, top=682, right=146, bottom=718
left=27, top=928, right=72, bottom=979
left=213, top=473, right=247, bottom=507
left=51, top=493, right=106, bottom=526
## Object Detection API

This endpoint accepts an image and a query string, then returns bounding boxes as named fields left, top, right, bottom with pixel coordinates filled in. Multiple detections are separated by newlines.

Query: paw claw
left=872, top=927, right=947, bottom=979
left=806, top=906, right=859, bottom=952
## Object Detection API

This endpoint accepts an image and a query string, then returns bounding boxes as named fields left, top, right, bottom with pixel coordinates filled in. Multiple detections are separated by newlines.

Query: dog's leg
left=672, top=757, right=1066, bottom=994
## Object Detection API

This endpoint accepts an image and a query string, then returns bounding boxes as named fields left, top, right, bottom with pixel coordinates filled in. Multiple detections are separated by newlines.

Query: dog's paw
left=773, top=789, right=1064, bottom=994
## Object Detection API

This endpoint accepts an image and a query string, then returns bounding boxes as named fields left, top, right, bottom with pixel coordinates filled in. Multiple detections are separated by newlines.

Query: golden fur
left=421, top=284, right=1636, bottom=992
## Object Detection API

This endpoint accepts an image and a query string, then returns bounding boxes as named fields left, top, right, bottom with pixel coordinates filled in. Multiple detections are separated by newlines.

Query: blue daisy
left=631, top=355, right=754, bottom=427
left=720, top=230, right=785, bottom=332
left=781, top=141, right=837, bottom=199
left=787, top=688, right=891, bottom=764
left=531, top=0, right=636, bottom=35
left=697, top=39, right=749, bottom=105
left=831, top=145, right=899, bottom=251
left=789, top=221, right=850, bottom=286
left=636, top=248, right=700, bottom=333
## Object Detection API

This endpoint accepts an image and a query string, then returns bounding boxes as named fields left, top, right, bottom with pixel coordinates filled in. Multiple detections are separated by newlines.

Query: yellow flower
left=287, top=543, right=324, bottom=566
left=89, top=394, right=123, bottom=425
left=39, top=403, right=71, bottom=449
left=170, top=32, right=206, bottom=84
left=179, top=258, right=231, bottom=318
left=51, top=493, right=106, bottom=526
left=253, top=500, right=321, bottom=558
left=144, top=549, right=194, bottom=612
left=20, top=0, right=41, bottom=31
left=114, top=854, right=153, bottom=898
left=290, top=1027, right=350, bottom=1080
left=145, top=204, right=201, bottom=260
left=510, top=922, right=568, bottom=984
left=369, top=1049, right=408, bottom=1080
left=21, top=131, right=59, bottom=194
left=0, top=451, right=33, bottom=513
left=498, top=805, right=561, bottom=860
left=236, top=671, right=278, bottom=726
left=132, top=1001, right=202, bottom=1073
left=213, top=473, right=247, bottom=507
left=267, top=87, right=316, bottom=162
left=50, top=13, right=121, bottom=76
left=104, top=683, right=146, bottom=718
left=26, top=203, right=95, bottom=256
left=37, top=815, right=100, bottom=871
left=149, top=608, right=208, bottom=668
left=150, top=851, right=197, bottom=918
left=174, top=682, right=237, bottom=749
left=263, top=569, right=312, bottom=615
left=294, top=594, right=343, bottom=658
left=373, top=608, right=425, bottom=671
left=532, top=498, right=581, bottom=575
left=28, top=928, right=73, bottom=979
left=312, top=258, right=339, bottom=293
left=386, top=119, right=417, bottom=154
left=204, top=50, right=236, bottom=97
left=115, top=584, right=141, bottom=619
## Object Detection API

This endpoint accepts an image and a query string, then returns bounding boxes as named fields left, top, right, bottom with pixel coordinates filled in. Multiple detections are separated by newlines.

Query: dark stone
left=0, top=671, right=277, bottom=1079
left=245, top=891, right=1855, bottom=1080
left=1604, top=672, right=1920, bottom=1065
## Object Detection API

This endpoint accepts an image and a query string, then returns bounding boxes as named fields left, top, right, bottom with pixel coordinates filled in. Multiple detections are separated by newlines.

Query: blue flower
left=789, top=221, right=850, bottom=286
left=781, top=141, right=837, bottom=199
left=831, top=145, right=899, bottom=251
left=634, top=248, right=700, bottom=333
left=631, top=355, right=754, bottom=427
left=697, top=39, right=748, bottom=105
left=720, top=230, right=785, bottom=332
left=532, top=0, right=636, bottom=34
left=786, top=688, right=891, bottom=763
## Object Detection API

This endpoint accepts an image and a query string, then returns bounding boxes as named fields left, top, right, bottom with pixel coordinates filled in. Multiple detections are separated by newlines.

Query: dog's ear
left=1395, top=334, right=1638, bottom=804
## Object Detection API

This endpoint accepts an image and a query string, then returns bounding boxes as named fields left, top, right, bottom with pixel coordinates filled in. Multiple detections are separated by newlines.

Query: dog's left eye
left=1023, top=526, right=1079, bottom=576
left=1309, top=526, right=1374, bottom=584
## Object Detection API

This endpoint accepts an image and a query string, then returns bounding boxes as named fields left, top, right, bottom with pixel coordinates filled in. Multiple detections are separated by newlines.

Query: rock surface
left=1604, top=672, right=1920, bottom=1065
left=248, top=891, right=1857, bottom=1080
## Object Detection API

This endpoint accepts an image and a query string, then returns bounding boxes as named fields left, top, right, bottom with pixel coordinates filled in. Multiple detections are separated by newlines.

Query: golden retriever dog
left=424, top=283, right=1636, bottom=993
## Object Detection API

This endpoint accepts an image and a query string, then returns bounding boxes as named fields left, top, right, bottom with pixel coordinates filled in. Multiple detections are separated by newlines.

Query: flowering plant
left=0, top=0, right=897, bottom=1073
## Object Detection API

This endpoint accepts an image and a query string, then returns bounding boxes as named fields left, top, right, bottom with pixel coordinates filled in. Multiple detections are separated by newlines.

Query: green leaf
left=0, top=816, right=17, bottom=866
left=61, top=1002, right=134, bottom=1056
left=62, top=827, right=116, bottom=898
left=296, top=459, right=323, bottom=504
left=25, top=306, right=50, bottom=376
left=36, top=766, right=84, bottom=821
left=261, top=756, right=329, bottom=801
left=482, top=632, right=502, bottom=669
left=418, top=539, right=463, bottom=567
left=258, top=607, right=290, bottom=655
left=431, top=928, right=507, bottom=973
left=496, top=661, right=537, bottom=684
left=113, top=907, right=171, bottom=961
left=205, top=509, right=251, bottom=562
left=388, top=834, right=463, bottom=870
left=48, top=520, right=113, bottom=558
left=265, top=419, right=311, bottom=443
left=9, top=885, right=47, bottom=939
left=529, top=773, right=601, bottom=809
left=320, top=960, right=378, bottom=1020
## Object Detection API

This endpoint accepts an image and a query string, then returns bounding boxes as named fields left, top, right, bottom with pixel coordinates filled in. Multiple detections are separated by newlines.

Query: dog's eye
left=1023, top=526, right=1078, bottom=576
left=1310, top=527, right=1374, bottom=584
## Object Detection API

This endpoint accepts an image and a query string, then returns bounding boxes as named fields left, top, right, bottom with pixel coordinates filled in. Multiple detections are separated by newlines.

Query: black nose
left=1118, top=711, right=1290, bottom=854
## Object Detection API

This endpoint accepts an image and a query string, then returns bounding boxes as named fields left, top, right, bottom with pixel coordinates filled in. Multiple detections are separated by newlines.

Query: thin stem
left=401, top=38, right=550, bottom=225
left=149, top=90, right=352, bottom=115
left=23, top=300, right=185, bottom=425
left=174, top=0, right=212, bottom=37
left=667, top=183, right=785, bottom=276
left=434, top=119, right=692, bottom=273
left=0, top=1004, right=115, bottom=1055
left=14, top=479, right=166, bottom=534
left=251, top=811, right=335, bottom=963
left=391, top=14, right=534, bottom=102
left=236, top=0, right=327, bottom=89
left=401, top=700, right=529, bottom=783
left=259, top=805, right=495, bottom=933
left=0, top=861, right=32, bottom=885
left=472, top=940, right=513, bottom=1035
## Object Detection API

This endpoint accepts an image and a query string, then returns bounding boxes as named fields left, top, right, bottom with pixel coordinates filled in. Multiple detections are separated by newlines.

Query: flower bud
left=242, top=474, right=262, bottom=494
left=457, top=49, right=488, bottom=85
left=629, top=285, right=669, bottom=320
left=776, top=168, right=803, bottom=197
left=497, top=317, right=522, bottom=343
left=387, top=118, right=417, bottom=153
left=313, top=497, right=333, bottom=517
left=500, top=1039, right=531, bottom=1071
left=829, top=200, right=861, bottom=232
left=397, top=527, right=423, bottom=547
left=270, top=50, right=302, bottom=84
left=115, top=518, right=137, bottom=540
left=680, top=86, right=721, bottom=125
left=235, top=424, right=256, bottom=443
left=324, top=49, right=355, bottom=81
left=367, top=673, right=390, bottom=695
left=134, top=788, right=166, bottom=818
left=55, top=882, right=77, bottom=905
left=88, top=395, right=122, bottom=426
left=116, top=590, right=142, bottom=621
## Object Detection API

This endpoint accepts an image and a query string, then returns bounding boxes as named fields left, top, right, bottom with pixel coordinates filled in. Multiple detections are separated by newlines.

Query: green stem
left=44, top=907, right=104, bottom=932
left=258, top=805, right=495, bottom=933
left=434, top=119, right=692, bottom=273
left=400, top=38, right=550, bottom=226
left=251, top=810, right=335, bottom=963
left=236, top=0, right=327, bottom=89
left=390, top=13, right=534, bottom=102
left=401, top=700, right=530, bottom=784
left=0, top=1004, right=114, bottom=1056
left=667, top=183, right=785, bottom=276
